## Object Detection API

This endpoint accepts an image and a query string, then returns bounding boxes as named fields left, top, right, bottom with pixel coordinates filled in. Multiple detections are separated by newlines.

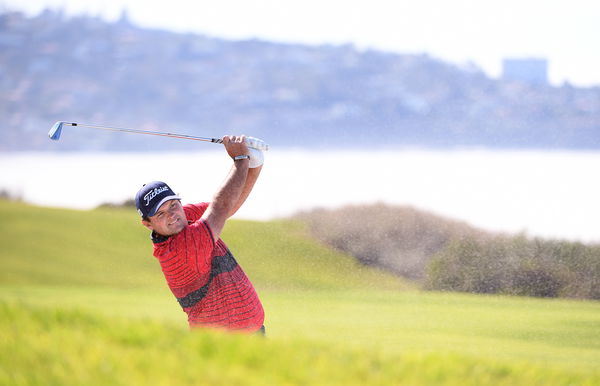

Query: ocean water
left=1, top=149, right=599, bottom=243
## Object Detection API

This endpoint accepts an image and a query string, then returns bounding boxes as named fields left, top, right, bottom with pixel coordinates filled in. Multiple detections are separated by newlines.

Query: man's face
left=142, top=199, right=187, bottom=236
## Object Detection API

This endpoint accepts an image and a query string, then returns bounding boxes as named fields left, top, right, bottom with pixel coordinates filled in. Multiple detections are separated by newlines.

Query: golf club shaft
left=65, top=122, right=223, bottom=144
left=49, top=121, right=269, bottom=151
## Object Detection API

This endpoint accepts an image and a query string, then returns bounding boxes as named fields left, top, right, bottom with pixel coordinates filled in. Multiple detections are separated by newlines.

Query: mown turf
left=1, top=200, right=600, bottom=385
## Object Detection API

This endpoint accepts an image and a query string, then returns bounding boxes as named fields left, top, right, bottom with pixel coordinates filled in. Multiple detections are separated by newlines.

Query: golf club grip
left=212, top=137, right=269, bottom=151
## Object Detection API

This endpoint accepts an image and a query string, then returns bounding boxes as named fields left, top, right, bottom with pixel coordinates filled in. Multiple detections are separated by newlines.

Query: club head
left=48, top=121, right=65, bottom=140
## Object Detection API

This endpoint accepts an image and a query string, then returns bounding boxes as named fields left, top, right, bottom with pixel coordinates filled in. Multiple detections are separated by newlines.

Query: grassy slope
left=1, top=200, right=600, bottom=385
left=0, top=200, right=406, bottom=290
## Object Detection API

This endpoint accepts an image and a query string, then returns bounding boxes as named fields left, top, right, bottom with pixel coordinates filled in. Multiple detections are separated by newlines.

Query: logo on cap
left=143, top=185, right=169, bottom=207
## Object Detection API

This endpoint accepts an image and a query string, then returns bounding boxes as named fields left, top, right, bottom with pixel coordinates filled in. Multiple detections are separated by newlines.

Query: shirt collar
left=151, top=231, right=170, bottom=244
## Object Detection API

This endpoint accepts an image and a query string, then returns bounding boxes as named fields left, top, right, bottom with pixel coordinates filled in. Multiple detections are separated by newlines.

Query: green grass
left=0, top=200, right=407, bottom=291
left=2, top=291, right=599, bottom=385
left=0, top=201, right=160, bottom=287
left=2, top=300, right=599, bottom=386
left=1, top=199, right=600, bottom=385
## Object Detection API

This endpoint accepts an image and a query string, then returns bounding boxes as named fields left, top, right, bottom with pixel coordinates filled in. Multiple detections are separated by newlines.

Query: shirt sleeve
left=183, top=202, right=209, bottom=222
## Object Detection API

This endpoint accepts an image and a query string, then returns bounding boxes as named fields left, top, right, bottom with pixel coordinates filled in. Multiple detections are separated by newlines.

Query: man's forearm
left=203, top=158, right=250, bottom=239
left=212, top=159, right=249, bottom=215
left=228, top=165, right=262, bottom=217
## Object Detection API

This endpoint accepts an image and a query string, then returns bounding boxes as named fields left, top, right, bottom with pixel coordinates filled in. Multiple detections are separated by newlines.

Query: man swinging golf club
left=135, top=135, right=265, bottom=334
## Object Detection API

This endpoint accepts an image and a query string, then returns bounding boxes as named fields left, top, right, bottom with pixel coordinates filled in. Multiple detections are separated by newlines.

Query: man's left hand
left=248, top=148, right=264, bottom=168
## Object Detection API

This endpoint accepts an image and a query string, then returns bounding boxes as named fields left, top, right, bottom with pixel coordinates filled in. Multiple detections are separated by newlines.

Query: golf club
left=48, top=121, right=269, bottom=151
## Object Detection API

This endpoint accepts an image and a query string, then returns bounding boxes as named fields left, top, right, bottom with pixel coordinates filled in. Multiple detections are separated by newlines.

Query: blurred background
left=1, top=0, right=599, bottom=241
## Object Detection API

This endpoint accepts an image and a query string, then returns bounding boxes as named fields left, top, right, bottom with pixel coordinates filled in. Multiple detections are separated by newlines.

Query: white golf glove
left=248, top=147, right=264, bottom=168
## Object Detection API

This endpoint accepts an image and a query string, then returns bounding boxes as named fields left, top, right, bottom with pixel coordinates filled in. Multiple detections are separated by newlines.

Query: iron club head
left=48, top=121, right=66, bottom=140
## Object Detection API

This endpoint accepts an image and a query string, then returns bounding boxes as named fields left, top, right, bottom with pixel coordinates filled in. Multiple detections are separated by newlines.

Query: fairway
left=1, top=200, right=600, bottom=385
left=2, top=287, right=600, bottom=385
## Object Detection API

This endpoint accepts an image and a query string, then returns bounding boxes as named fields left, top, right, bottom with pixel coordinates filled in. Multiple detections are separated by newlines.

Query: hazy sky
left=3, top=0, right=600, bottom=87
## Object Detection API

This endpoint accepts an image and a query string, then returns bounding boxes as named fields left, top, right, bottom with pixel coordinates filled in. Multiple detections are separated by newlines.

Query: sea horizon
left=2, top=148, right=599, bottom=243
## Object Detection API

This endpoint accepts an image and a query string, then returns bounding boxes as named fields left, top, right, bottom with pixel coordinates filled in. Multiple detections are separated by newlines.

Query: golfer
left=135, top=135, right=265, bottom=334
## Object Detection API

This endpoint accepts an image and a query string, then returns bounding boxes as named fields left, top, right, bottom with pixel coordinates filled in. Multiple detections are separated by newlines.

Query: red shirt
left=151, top=202, right=264, bottom=332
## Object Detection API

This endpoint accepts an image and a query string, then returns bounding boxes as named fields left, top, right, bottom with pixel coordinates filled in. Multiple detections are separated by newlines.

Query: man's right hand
left=222, top=135, right=250, bottom=160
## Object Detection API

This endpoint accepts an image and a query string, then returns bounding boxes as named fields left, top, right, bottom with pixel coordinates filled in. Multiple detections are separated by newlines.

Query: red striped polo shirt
left=151, top=202, right=264, bottom=332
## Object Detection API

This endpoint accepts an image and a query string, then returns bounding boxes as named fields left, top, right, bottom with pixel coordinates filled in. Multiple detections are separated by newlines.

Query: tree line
left=298, top=204, right=600, bottom=300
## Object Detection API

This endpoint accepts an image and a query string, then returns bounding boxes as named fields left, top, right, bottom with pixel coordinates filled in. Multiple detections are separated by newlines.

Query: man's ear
left=141, top=219, right=154, bottom=231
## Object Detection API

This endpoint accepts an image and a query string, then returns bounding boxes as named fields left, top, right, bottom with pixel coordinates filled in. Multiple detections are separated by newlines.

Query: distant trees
left=426, top=236, right=600, bottom=299
left=96, top=199, right=135, bottom=209
left=0, top=189, right=22, bottom=202
left=299, top=204, right=600, bottom=300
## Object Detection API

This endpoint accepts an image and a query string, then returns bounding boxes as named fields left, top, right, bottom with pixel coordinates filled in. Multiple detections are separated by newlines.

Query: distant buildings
left=502, top=58, right=548, bottom=85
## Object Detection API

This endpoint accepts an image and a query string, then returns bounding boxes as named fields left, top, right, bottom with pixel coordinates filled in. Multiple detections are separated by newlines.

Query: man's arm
left=201, top=135, right=250, bottom=241
left=228, top=164, right=262, bottom=218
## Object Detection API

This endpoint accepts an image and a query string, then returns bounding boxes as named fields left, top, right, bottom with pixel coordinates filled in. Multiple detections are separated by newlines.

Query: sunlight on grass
left=1, top=200, right=600, bottom=385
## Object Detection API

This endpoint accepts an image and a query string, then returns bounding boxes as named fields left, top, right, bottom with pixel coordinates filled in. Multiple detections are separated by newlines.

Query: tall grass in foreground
left=2, top=287, right=600, bottom=385
left=2, top=301, right=598, bottom=386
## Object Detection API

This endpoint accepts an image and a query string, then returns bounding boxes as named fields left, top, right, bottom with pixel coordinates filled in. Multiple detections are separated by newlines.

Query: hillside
left=0, top=199, right=406, bottom=291
left=297, top=203, right=489, bottom=278
left=2, top=9, right=599, bottom=151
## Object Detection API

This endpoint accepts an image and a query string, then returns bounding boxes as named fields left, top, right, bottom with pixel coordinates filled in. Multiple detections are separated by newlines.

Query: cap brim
left=147, top=195, right=181, bottom=217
